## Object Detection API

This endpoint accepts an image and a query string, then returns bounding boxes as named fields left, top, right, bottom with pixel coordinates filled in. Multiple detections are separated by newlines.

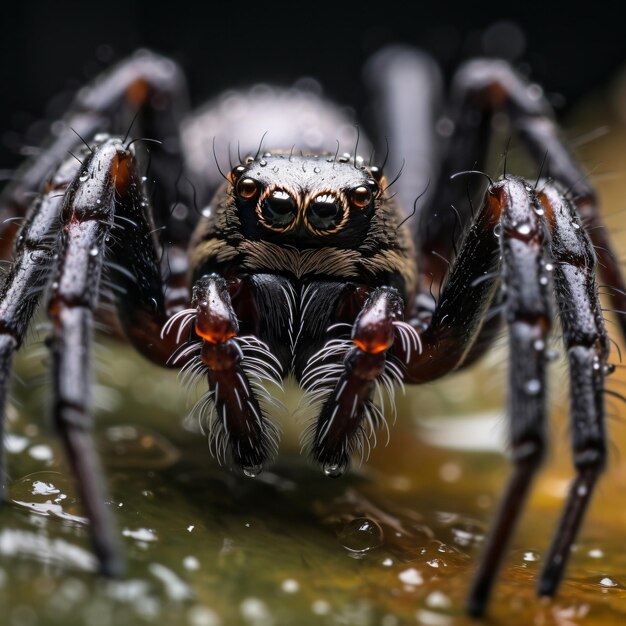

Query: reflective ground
left=3, top=75, right=626, bottom=626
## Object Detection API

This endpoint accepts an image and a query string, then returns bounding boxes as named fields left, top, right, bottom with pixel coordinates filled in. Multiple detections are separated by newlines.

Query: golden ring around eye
left=351, top=185, right=372, bottom=208
left=237, top=177, right=259, bottom=199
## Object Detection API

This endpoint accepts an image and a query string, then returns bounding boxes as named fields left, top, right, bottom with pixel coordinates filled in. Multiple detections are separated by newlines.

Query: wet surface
left=4, top=79, right=626, bottom=626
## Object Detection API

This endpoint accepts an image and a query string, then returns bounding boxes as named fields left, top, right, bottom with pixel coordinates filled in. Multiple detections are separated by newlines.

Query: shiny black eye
left=260, top=190, right=297, bottom=228
left=237, top=177, right=259, bottom=199
left=308, top=194, right=344, bottom=231
left=229, top=165, right=247, bottom=184
left=350, top=186, right=372, bottom=208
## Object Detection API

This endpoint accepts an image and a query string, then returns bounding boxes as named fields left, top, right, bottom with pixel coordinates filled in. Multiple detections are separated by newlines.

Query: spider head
left=228, top=153, right=385, bottom=247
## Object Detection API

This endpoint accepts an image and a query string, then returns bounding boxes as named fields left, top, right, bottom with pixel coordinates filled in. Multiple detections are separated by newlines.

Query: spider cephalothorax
left=0, top=47, right=622, bottom=617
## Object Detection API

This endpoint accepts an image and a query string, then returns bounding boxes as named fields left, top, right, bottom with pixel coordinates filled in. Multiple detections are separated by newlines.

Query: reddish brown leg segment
left=192, top=274, right=280, bottom=472
left=309, top=286, right=407, bottom=476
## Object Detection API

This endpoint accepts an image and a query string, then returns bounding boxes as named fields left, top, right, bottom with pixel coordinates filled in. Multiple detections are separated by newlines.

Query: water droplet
left=592, top=357, right=601, bottom=371
left=539, top=276, right=548, bottom=285
left=533, top=339, right=545, bottom=351
left=426, top=558, right=446, bottom=569
left=398, top=568, right=423, bottom=586
left=339, top=517, right=384, bottom=553
left=588, top=548, right=604, bottom=558
left=605, top=363, right=616, bottom=376
left=517, top=223, right=532, bottom=236
left=493, top=224, right=502, bottom=238
left=449, top=518, right=485, bottom=548
left=201, top=207, right=212, bottom=218
left=600, top=576, right=619, bottom=587
left=243, top=464, right=262, bottom=478
left=141, top=176, right=148, bottom=182
left=323, top=463, right=344, bottom=478
left=89, top=246, right=99, bottom=256
left=313, top=167, right=321, bottom=174
left=183, top=556, right=200, bottom=571
left=425, top=591, right=451, bottom=609
left=534, top=206, right=545, bottom=216
left=79, top=172, right=89, bottom=182
left=122, top=527, right=158, bottom=542
left=280, top=578, right=300, bottom=593
left=523, top=550, right=540, bottom=562
left=259, top=160, right=267, bottom=167
left=572, top=221, right=580, bottom=229
left=524, top=379, right=541, bottom=395
left=546, top=349, right=560, bottom=361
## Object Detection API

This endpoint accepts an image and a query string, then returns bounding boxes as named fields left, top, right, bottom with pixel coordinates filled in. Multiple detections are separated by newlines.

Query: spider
left=0, top=46, right=622, bottom=617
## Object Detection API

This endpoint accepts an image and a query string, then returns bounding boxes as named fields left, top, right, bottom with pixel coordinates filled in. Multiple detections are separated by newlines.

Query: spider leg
left=0, top=135, right=190, bottom=575
left=398, top=178, right=552, bottom=615
left=0, top=155, right=82, bottom=498
left=45, top=141, right=137, bottom=576
left=535, top=182, right=608, bottom=596
left=0, top=50, right=190, bottom=257
left=190, top=274, right=282, bottom=470
left=303, top=286, right=405, bottom=475
left=426, top=58, right=626, bottom=341
left=402, top=175, right=609, bottom=614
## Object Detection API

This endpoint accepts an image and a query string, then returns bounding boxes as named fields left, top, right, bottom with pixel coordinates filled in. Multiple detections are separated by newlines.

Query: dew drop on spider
left=604, top=363, right=616, bottom=376
left=243, top=464, right=262, bottom=478
left=524, top=379, right=541, bottom=395
left=533, top=339, right=545, bottom=351
left=89, top=246, right=99, bottom=256
left=323, top=463, right=344, bottom=478
left=338, top=517, right=384, bottom=553
left=493, top=224, right=502, bottom=238
left=545, top=349, right=560, bottom=361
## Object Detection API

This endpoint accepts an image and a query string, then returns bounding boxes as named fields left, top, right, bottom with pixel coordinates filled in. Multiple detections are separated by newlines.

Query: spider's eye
left=350, top=186, right=372, bottom=208
left=229, top=165, right=247, bottom=184
left=308, top=194, right=344, bottom=231
left=260, top=189, right=297, bottom=228
left=237, top=177, right=259, bottom=200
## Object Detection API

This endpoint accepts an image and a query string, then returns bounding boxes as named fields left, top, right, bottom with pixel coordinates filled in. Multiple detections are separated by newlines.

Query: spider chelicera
left=0, top=46, right=622, bottom=616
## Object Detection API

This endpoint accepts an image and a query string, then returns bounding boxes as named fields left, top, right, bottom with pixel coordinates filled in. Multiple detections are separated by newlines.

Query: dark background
left=1, top=1, right=624, bottom=171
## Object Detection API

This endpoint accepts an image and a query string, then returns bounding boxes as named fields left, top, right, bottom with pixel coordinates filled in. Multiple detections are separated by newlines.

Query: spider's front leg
left=180, top=274, right=282, bottom=471
left=306, top=286, right=414, bottom=476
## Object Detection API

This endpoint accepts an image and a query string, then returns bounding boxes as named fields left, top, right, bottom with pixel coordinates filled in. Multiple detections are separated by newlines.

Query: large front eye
left=237, top=177, right=259, bottom=199
left=308, top=194, right=345, bottom=231
left=259, top=189, right=297, bottom=229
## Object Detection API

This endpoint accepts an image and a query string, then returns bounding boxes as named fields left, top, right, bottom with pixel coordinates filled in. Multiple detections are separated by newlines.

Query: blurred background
left=1, top=1, right=626, bottom=171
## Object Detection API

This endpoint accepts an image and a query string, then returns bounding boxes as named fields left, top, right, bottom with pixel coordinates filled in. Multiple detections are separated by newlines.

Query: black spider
left=0, top=46, right=622, bottom=617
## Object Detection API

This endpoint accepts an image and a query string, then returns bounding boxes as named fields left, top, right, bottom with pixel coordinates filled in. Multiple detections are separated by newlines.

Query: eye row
left=233, top=176, right=375, bottom=234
